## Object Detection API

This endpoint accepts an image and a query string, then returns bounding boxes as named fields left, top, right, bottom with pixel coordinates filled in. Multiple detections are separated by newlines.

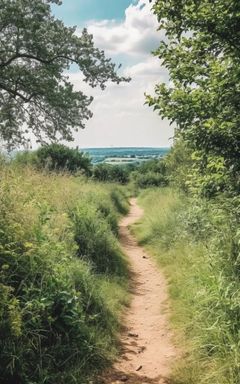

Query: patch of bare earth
left=99, top=198, right=177, bottom=384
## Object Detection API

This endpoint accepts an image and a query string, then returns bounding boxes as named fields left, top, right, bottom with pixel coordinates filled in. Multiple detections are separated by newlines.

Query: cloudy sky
left=53, top=0, right=173, bottom=148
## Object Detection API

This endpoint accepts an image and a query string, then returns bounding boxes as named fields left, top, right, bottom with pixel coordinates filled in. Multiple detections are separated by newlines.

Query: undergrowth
left=134, top=188, right=240, bottom=384
left=0, top=164, right=129, bottom=384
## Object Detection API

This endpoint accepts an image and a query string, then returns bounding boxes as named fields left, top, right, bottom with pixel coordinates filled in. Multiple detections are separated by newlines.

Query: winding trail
left=101, top=198, right=177, bottom=384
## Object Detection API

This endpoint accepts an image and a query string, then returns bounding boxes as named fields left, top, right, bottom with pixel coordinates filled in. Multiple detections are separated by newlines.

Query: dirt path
left=100, top=198, right=177, bottom=384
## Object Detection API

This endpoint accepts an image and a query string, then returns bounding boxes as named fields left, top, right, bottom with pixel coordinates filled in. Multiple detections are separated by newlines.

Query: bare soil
left=100, top=198, right=177, bottom=384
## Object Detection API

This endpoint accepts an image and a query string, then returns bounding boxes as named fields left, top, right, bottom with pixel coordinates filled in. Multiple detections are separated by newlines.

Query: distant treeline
left=12, top=143, right=170, bottom=187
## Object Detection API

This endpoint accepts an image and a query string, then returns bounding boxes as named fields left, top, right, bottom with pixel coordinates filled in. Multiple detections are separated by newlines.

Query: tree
left=0, top=0, right=128, bottom=149
left=148, top=0, right=240, bottom=196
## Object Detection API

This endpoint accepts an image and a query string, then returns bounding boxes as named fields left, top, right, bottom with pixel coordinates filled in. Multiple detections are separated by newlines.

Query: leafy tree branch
left=0, top=0, right=129, bottom=148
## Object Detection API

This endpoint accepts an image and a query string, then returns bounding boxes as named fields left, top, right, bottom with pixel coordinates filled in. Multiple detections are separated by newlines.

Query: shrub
left=164, top=139, right=192, bottom=192
left=134, top=171, right=168, bottom=188
left=13, top=144, right=92, bottom=175
left=93, top=164, right=130, bottom=184
left=131, top=159, right=169, bottom=189
left=110, top=165, right=130, bottom=184
left=92, top=163, right=109, bottom=182
left=137, top=158, right=167, bottom=175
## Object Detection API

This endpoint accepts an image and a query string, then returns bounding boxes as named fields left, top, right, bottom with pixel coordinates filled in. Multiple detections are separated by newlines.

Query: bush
left=131, top=159, right=169, bottom=189
left=92, top=163, right=109, bottom=182
left=134, top=171, right=168, bottom=188
left=137, top=158, right=167, bottom=175
left=13, top=144, right=92, bottom=175
left=163, top=139, right=192, bottom=192
left=93, top=164, right=130, bottom=184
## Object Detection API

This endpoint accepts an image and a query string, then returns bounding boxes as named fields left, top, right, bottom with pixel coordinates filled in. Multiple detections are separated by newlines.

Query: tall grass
left=0, top=164, right=129, bottom=384
left=134, top=188, right=240, bottom=384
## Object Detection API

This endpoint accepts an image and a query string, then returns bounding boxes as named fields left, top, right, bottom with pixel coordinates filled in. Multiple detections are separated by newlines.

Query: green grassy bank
left=134, top=188, right=240, bottom=384
left=0, top=164, right=129, bottom=384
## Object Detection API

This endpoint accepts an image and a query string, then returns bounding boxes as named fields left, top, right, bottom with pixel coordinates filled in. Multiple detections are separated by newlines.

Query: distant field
left=81, top=147, right=170, bottom=164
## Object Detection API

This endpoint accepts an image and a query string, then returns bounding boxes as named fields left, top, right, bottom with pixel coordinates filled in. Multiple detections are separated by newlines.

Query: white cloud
left=68, top=58, right=173, bottom=148
left=69, top=1, right=173, bottom=148
left=83, top=0, right=163, bottom=57
left=124, top=56, right=168, bottom=80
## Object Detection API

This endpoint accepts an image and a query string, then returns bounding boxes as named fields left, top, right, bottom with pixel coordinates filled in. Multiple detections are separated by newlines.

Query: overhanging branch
left=0, top=82, right=36, bottom=102
left=0, top=52, right=78, bottom=68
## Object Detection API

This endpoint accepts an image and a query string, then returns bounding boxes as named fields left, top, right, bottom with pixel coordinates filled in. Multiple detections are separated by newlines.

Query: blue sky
left=53, top=0, right=133, bottom=25
left=53, top=1, right=173, bottom=148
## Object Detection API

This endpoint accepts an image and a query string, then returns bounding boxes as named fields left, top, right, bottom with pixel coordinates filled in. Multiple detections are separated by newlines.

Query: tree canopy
left=148, top=0, right=240, bottom=196
left=0, top=0, right=127, bottom=148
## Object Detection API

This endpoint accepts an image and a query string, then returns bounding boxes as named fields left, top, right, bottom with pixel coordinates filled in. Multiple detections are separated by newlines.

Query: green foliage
left=131, top=159, right=169, bottom=189
left=148, top=0, right=240, bottom=196
left=13, top=144, right=92, bottom=175
left=93, top=163, right=130, bottom=184
left=0, top=152, right=8, bottom=167
left=136, top=158, right=167, bottom=175
left=0, top=165, right=129, bottom=384
left=134, top=171, right=168, bottom=189
left=110, top=189, right=129, bottom=216
left=135, top=189, right=240, bottom=384
left=0, top=0, right=129, bottom=149
left=164, top=140, right=192, bottom=192
left=36, top=144, right=92, bottom=175
left=144, top=4, right=240, bottom=379
left=13, top=149, right=39, bottom=168
left=163, top=140, right=234, bottom=198
left=70, top=203, right=127, bottom=275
